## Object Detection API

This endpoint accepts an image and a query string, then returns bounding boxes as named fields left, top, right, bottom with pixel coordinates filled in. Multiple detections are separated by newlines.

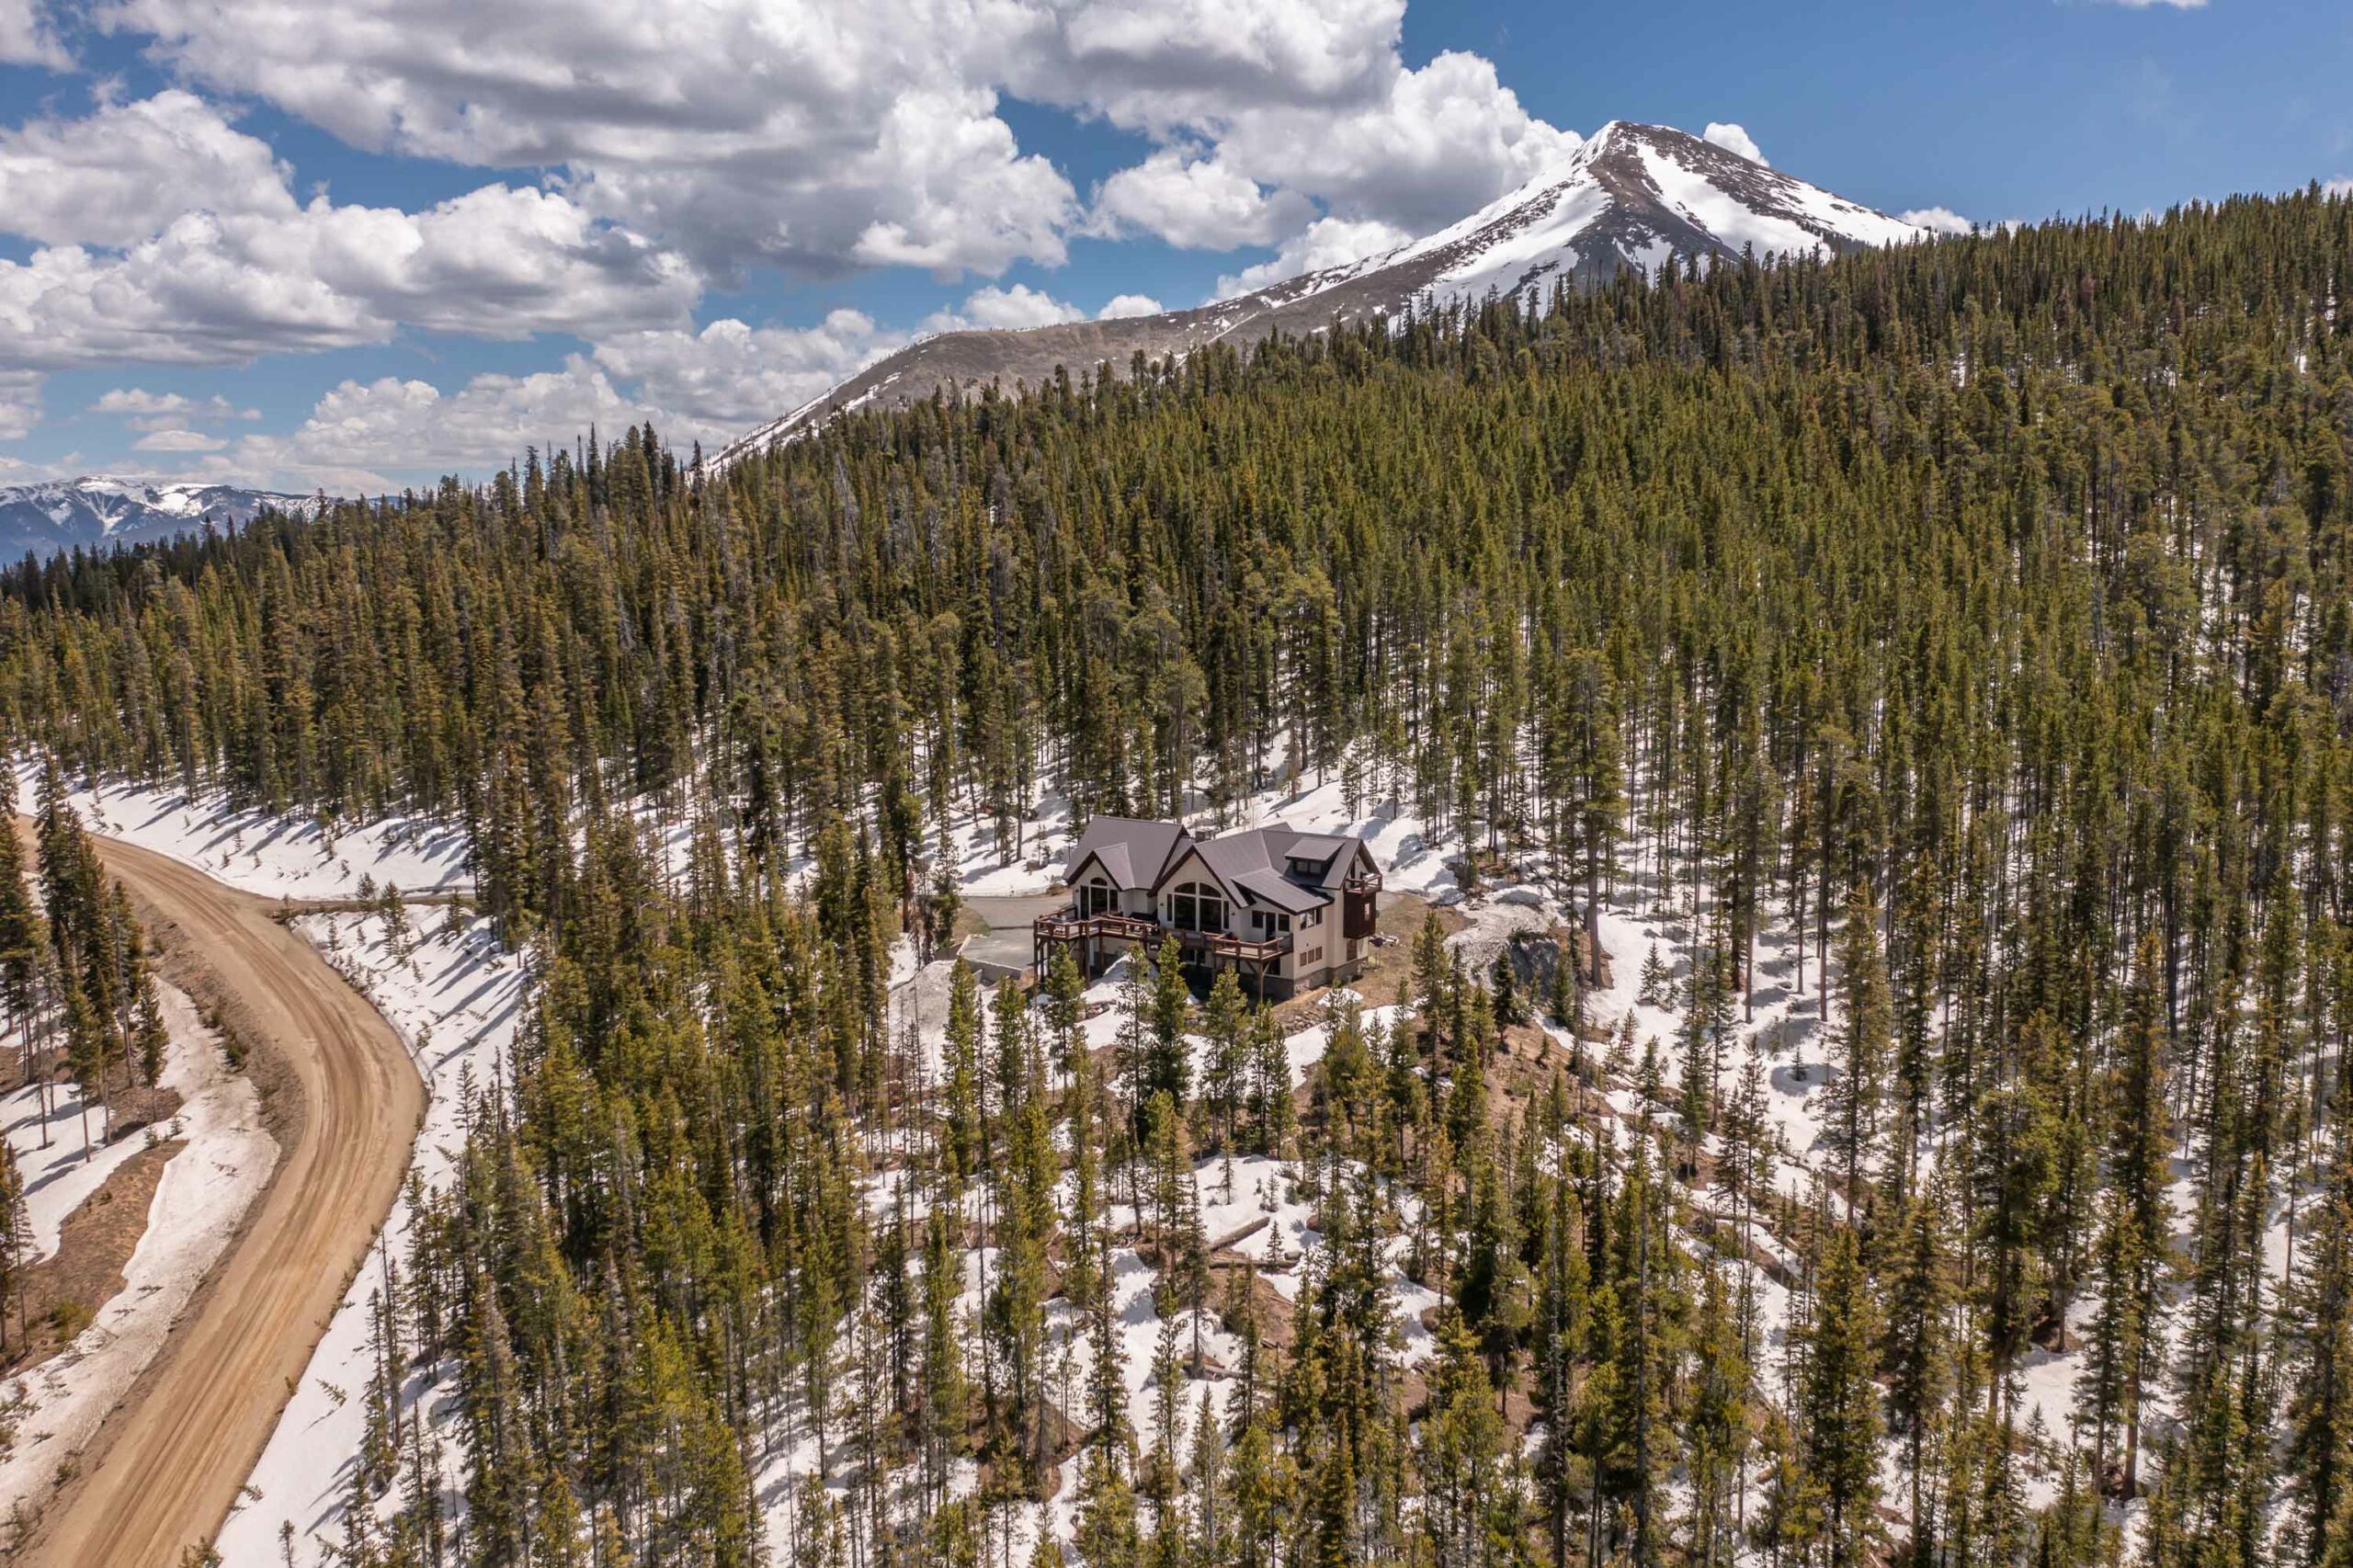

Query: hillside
left=3, top=192, right=2352, bottom=1568
left=712, top=120, right=1925, bottom=461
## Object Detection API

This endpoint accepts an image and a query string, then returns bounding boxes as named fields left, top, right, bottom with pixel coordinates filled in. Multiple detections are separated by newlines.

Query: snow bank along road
left=14, top=831, right=426, bottom=1568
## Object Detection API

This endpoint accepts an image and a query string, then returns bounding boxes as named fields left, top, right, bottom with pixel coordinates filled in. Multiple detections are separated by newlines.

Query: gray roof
left=1066, top=815, right=1371, bottom=910
left=1188, top=824, right=1349, bottom=911
left=1283, top=833, right=1351, bottom=866
left=1281, top=832, right=1365, bottom=889
left=1234, top=869, right=1326, bottom=914
left=1188, top=827, right=1282, bottom=891
left=1065, top=815, right=1190, bottom=891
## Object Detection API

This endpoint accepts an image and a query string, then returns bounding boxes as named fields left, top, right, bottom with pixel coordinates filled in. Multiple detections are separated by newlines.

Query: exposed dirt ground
left=4, top=1142, right=183, bottom=1374
left=8, top=832, right=426, bottom=1568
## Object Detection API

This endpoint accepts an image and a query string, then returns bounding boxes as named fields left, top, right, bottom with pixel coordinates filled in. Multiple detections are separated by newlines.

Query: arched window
left=1082, top=876, right=1115, bottom=916
left=1167, top=880, right=1227, bottom=934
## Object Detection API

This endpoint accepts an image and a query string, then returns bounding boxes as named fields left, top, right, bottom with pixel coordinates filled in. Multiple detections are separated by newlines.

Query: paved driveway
left=966, top=891, right=1067, bottom=929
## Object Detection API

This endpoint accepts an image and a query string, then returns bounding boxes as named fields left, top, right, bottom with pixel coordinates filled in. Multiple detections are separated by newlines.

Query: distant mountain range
left=0, top=477, right=326, bottom=561
left=713, top=120, right=1927, bottom=464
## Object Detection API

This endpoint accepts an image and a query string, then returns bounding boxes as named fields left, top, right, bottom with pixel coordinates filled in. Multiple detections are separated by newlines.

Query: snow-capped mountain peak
left=0, top=477, right=328, bottom=562
left=1236, top=119, right=1920, bottom=316
left=712, top=120, right=1927, bottom=465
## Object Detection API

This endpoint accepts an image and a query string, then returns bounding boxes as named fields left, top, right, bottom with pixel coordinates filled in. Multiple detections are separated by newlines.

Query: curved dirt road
left=15, top=834, right=426, bottom=1567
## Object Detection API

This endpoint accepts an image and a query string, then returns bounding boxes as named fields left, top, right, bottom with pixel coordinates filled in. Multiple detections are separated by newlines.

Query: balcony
left=1033, top=907, right=1161, bottom=945
left=1176, top=926, right=1292, bottom=965
left=1033, top=908, right=1291, bottom=966
left=1342, top=869, right=1382, bottom=940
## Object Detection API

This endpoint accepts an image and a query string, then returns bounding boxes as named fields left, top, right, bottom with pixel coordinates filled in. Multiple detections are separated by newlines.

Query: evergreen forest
left=7, top=187, right=2353, bottom=1568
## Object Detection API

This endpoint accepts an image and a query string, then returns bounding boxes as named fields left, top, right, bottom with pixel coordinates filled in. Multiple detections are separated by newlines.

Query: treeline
left=4, top=186, right=2353, bottom=1568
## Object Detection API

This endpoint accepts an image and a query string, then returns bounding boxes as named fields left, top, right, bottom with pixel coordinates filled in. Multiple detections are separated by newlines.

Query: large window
left=1082, top=877, right=1115, bottom=916
left=1168, top=881, right=1227, bottom=933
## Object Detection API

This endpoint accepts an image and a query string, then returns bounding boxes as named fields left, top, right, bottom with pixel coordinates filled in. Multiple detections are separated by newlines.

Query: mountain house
left=1033, top=815, right=1383, bottom=999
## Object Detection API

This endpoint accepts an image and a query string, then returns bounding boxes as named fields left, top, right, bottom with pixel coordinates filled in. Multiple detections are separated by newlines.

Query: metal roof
left=1064, top=814, right=1370, bottom=909
left=1064, top=815, right=1190, bottom=891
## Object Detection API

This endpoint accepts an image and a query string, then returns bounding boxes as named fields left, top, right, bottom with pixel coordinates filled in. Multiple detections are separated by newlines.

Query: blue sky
left=0, top=0, right=2344, bottom=491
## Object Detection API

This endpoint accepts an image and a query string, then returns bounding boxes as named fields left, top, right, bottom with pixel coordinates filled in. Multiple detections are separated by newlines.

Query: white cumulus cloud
left=0, top=0, right=68, bottom=65
left=1214, top=213, right=1409, bottom=298
left=1097, top=293, right=1163, bottom=319
left=1899, top=206, right=1976, bottom=236
left=217, top=360, right=653, bottom=492
left=1017, top=0, right=1406, bottom=133
left=1702, top=122, right=1765, bottom=165
left=0, top=97, right=703, bottom=370
left=938, top=282, right=1087, bottom=331
left=0, top=91, right=295, bottom=247
left=103, top=0, right=1082, bottom=280
left=1089, top=149, right=1311, bottom=249
left=1173, top=49, right=1578, bottom=244
left=592, top=312, right=897, bottom=431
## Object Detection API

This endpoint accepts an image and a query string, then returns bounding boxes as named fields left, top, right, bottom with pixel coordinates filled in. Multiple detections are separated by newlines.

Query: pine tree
left=1882, top=1195, right=1951, bottom=1562
left=942, top=959, right=985, bottom=1199
left=1824, top=880, right=1891, bottom=1214
left=1421, top=1310, right=1510, bottom=1568
left=1142, top=937, right=1192, bottom=1135
left=0, top=779, right=44, bottom=1098
left=1686, top=1261, right=1750, bottom=1568
left=1802, top=1227, right=1884, bottom=1568
left=2101, top=929, right=2174, bottom=1500
left=1203, top=969, right=1251, bottom=1150
left=0, top=1143, right=26, bottom=1350
left=131, top=969, right=168, bottom=1087
left=1636, top=942, right=1669, bottom=1009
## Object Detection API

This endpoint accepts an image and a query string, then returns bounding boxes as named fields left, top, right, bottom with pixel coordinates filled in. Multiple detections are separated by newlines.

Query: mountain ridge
left=0, top=476, right=329, bottom=562
left=713, top=120, right=1927, bottom=464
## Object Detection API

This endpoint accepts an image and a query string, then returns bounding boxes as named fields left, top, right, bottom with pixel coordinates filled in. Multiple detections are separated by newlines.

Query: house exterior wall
left=1154, top=848, right=1245, bottom=940
left=1048, top=831, right=1374, bottom=1001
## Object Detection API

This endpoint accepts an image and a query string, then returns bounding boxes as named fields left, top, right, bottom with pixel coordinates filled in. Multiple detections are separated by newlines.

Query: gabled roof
left=1188, top=828, right=1284, bottom=892
left=1306, top=835, right=1376, bottom=891
left=1065, top=815, right=1191, bottom=892
left=1186, top=825, right=1346, bottom=912
left=1234, top=869, right=1325, bottom=914
left=1282, top=833, right=1352, bottom=868
left=1066, top=815, right=1373, bottom=910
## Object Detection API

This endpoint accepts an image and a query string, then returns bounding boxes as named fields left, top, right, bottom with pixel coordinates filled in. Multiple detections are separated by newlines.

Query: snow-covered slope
left=714, top=121, right=1927, bottom=463
left=0, top=476, right=327, bottom=562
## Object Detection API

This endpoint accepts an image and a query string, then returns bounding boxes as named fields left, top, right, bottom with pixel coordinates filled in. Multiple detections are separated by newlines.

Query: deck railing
left=1033, top=908, right=1161, bottom=945
left=1176, top=926, right=1292, bottom=964
left=1034, top=908, right=1292, bottom=964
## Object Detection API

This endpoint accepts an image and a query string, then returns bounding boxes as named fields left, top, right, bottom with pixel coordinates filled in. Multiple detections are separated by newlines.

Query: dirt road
left=14, top=834, right=426, bottom=1567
